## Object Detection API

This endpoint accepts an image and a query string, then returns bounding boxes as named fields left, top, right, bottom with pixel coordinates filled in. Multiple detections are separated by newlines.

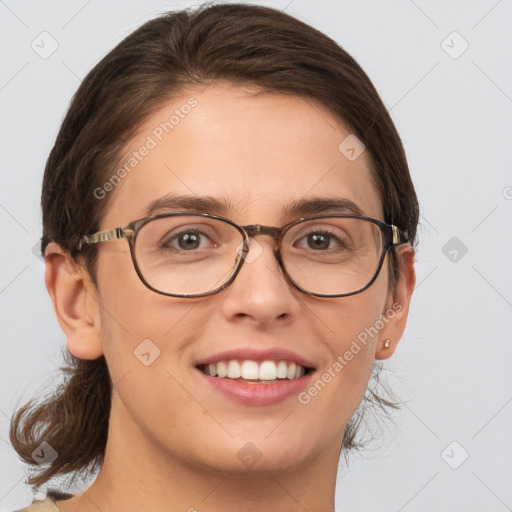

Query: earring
left=383, top=339, right=391, bottom=349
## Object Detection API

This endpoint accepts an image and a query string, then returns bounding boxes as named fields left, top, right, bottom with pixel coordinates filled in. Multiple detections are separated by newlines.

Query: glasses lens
left=134, top=215, right=244, bottom=296
left=281, top=217, right=384, bottom=296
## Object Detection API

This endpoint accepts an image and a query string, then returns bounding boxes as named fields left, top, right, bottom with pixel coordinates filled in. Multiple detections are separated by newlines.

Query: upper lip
left=195, top=347, right=316, bottom=369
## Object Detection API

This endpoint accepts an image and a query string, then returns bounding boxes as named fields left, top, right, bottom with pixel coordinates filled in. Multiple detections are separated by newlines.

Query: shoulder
left=14, top=490, right=74, bottom=512
left=13, top=497, right=60, bottom=512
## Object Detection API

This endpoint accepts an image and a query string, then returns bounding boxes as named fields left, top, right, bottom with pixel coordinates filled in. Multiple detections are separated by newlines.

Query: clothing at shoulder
left=14, top=497, right=60, bottom=512
left=15, top=491, right=73, bottom=512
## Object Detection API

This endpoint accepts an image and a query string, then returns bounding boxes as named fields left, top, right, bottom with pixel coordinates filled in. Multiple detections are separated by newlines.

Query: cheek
left=97, top=297, right=204, bottom=444
left=301, top=279, right=389, bottom=417
left=315, top=267, right=389, bottom=357
left=96, top=246, right=177, bottom=335
left=94, top=250, right=186, bottom=382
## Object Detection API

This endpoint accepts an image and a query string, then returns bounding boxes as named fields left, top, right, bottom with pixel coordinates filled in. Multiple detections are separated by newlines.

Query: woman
left=11, top=3, right=417, bottom=511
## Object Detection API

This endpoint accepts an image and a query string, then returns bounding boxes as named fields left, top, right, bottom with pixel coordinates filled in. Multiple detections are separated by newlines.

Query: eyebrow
left=146, top=194, right=235, bottom=216
left=281, top=197, right=365, bottom=218
left=145, top=194, right=365, bottom=219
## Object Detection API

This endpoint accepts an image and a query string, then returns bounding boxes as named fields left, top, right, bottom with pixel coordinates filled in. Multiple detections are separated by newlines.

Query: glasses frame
left=77, top=211, right=410, bottom=298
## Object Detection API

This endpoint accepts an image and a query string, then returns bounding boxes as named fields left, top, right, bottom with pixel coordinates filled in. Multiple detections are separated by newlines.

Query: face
left=83, top=81, right=408, bottom=474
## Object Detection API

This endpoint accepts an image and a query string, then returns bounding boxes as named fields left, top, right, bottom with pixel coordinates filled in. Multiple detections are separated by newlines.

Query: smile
left=197, top=359, right=311, bottom=382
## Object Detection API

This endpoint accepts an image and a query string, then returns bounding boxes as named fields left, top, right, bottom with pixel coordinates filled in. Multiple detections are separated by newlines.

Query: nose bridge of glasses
left=243, top=224, right=281, bottom=240
left=240, top=225, right=283, bottom=264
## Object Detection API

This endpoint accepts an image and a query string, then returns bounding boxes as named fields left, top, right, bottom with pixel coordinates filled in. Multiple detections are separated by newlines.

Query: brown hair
left=10, top=2, right=419, bottom=490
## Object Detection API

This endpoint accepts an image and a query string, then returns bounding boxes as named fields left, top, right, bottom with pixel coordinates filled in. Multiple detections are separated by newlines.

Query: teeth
left=217, top=361, right=227, bottom=378
left=286, top=362, right=296, bottom=380
left=276, top=361, right=288, bottom=378
left=227, top=360, right=241, bottom=378
left=199, top=360, right=307, bottom=380
left=259, top=361, right=277, bottom=380
left=241, top=360, right=259, bottom=380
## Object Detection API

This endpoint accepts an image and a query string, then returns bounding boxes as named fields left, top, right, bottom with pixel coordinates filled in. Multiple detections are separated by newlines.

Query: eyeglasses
left=77, top=212, right=409, bottom=298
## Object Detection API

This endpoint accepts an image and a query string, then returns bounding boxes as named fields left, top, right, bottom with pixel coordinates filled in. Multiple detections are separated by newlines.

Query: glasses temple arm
left=391, top=225, right=410, bottom=245
left=77, top=227, right=133, bottom=251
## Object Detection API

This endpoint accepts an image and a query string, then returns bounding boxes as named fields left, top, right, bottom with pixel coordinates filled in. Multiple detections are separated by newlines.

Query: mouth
left=194, top=347, right=317, bottom=405
left=196, top=359, right=314, bottom=384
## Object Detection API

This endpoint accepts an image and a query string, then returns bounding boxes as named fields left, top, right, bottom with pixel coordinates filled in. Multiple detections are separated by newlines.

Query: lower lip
left=196, top=368, right=315, bottom=406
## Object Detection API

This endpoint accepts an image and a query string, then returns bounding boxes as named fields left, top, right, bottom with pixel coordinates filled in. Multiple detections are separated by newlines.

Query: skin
left=45, top=81, right=415, bottom=512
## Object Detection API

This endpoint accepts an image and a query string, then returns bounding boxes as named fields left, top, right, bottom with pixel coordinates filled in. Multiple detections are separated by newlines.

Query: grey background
left=1, top=1, right=511, bottom=511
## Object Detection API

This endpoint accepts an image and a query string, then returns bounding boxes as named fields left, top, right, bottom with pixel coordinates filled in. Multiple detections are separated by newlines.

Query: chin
left=183, top=434, right=320, bottom=475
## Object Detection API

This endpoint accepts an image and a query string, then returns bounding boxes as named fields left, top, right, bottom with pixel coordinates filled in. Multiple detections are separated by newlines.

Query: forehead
left=102, top=81, right=382, bottom=227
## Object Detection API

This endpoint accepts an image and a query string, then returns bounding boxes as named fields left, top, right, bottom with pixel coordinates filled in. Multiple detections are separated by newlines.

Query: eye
left=162, top=229, right=213, bottom=251
left=309, top=232, right=332, bottom=250
left=295, top=230, right=346, bottom=251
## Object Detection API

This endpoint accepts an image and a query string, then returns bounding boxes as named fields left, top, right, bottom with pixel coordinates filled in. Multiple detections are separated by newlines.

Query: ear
left=374, top=244, right=416, bottom=360
left=44, top=242, right=104, bottom=360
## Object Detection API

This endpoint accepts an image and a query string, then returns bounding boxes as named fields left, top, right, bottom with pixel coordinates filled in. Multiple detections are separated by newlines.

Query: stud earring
left=383, top=339, right=391, bottom=349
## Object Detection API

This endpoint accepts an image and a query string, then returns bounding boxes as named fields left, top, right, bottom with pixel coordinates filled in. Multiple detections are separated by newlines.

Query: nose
left=219, top=236, right=301, bottom=327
